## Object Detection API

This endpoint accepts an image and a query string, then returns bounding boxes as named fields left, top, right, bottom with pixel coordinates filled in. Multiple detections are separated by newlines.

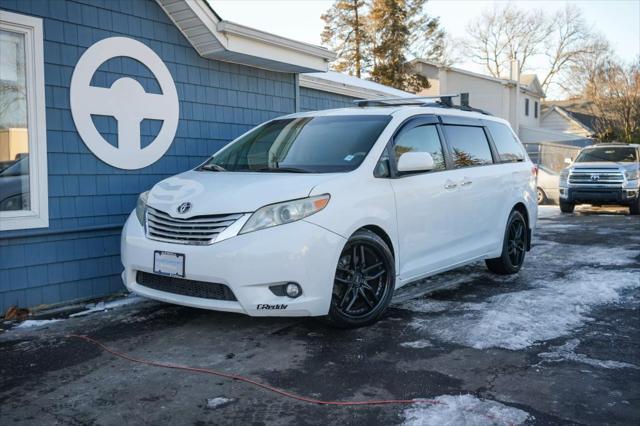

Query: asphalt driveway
left=1, top=206, right=639, bottom=425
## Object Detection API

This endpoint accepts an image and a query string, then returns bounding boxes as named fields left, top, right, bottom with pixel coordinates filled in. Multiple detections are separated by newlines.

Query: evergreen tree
left=321, top=0, right=370, bottom=78
left=369, top=0, right=430, bottom=92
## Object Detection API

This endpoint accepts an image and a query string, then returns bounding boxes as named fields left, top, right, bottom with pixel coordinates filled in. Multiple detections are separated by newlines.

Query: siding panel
left=0, top=0, right=296, bottom=312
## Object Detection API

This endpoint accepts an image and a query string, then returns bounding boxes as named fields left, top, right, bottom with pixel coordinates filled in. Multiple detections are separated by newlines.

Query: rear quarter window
left=442, top=125, right=494, bottom=168
left=486, top=121, right=526, bottom=162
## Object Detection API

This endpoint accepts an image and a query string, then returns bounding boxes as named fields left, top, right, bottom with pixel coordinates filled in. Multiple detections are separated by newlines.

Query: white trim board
left=155, top=0, right=335, bottom=73
left=0, top=10, right=48, bottom=231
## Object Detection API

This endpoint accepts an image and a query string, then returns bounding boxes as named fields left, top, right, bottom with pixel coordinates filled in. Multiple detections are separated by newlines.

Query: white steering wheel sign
left=70, top=37, right=179, bottom=170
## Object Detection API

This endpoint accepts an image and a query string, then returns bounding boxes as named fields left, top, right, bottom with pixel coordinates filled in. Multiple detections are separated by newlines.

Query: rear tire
left=486, top=210, right=528, bottom=275
left=630, top=199, right=640, bottom=215
left=559, top=200, right=575, bottom=213
left=323, top=229, right=395, bottom=328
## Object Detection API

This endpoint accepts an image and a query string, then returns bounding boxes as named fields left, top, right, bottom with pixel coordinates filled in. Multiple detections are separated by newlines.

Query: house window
left=524, top=98, right=529, bottom=116
left=0, top=11, right=48, bottom=231
left=534, top=101, right=538, bottom=118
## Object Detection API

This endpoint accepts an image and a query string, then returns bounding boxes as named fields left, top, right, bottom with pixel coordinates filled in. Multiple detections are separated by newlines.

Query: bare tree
left=558, top=35, right=614, bottom=97
left=463, top=4, right=606, bottom=96
left=586, top=59, right=640, bottom=143
left=463, top=4, right=550, bottom=78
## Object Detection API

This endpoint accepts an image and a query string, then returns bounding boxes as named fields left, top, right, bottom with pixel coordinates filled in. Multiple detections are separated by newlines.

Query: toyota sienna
left=121, top=97, right=537, bottom=327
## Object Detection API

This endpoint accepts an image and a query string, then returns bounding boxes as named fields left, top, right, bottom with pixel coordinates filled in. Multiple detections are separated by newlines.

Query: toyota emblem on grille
left=177, top=202, right=192, bottom=214
left=590, top=174, right=600, bottom=182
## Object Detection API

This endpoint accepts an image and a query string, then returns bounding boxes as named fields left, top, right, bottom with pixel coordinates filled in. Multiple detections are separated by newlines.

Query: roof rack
left=353, top=94, right=460, bottom=107
left=353, top=93, right=493, bottom=116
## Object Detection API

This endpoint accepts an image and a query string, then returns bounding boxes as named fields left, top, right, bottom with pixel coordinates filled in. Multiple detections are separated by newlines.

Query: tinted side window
left=394, top=125, right=446, bottom=171
left=486, top=121, right=525, bottom=162
left=442, top=125, right=493, bottom=168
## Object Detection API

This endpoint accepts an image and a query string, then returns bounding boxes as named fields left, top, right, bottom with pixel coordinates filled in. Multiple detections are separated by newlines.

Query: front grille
left=146, top=207, right=243, bottom=245
left=136, top=271, right=237, bottom=301
left=569, top=169, right=624, bottom=185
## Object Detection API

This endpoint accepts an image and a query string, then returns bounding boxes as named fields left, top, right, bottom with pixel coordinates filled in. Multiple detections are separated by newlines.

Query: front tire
left=630, top=198, right=640, bottom=215
left=324, top=229, right=395, bottom=328
left=559, top=200, right=575, bottom=213
left=486, top=210, right=528, bottom=275
left=536, top=187, right=546, bottom=205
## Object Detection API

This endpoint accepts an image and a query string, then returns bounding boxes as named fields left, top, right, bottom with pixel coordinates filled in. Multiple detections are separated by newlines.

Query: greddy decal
left=257, top=304, right=288, bottom=310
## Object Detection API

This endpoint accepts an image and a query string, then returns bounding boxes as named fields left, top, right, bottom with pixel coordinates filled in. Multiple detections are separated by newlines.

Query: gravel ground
left=1, top=205, right=638, bottom=425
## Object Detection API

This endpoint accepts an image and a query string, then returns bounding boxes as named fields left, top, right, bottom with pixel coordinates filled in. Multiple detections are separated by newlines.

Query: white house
left=540, top=100, right=597, bottom=139
left=410, top=59, right=550, bottom=142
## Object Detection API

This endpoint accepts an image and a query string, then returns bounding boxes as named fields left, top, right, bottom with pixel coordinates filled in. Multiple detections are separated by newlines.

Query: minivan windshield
left=575, top=147, right=638, bottom=163
left=199, top=115, right=391, bottom=173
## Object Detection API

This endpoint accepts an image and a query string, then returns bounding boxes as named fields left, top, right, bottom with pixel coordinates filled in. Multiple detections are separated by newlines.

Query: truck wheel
left=559, top=200, right=575, bottom=213
left=323, top=229, right=395, bottom=328
left=486, top=210, right=528, bottom=275
left=630, top=199, right=640, bottom=215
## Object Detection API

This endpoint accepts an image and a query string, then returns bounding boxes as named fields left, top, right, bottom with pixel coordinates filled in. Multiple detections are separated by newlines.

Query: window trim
left=0, top=11, right=48, bottom=231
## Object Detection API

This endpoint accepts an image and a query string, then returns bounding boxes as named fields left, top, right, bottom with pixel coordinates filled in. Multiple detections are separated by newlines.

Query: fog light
left=285, top=283, right=301, bottom=298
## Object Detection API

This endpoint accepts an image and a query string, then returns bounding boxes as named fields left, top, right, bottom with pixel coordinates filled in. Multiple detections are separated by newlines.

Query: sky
left=212, top=0, right=640, bottom=98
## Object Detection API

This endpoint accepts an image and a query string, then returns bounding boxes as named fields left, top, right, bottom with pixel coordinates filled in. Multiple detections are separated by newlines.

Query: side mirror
left=397, top=152, right=435, bottom=173
left=564, top=157, right=573, bottom=165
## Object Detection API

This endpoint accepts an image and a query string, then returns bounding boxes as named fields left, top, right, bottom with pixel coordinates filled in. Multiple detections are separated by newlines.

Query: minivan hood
left=147, top=170, right=340, bottom=216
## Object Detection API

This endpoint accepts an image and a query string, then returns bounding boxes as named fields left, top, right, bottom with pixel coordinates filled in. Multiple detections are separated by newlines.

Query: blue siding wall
left=0, top=0, right=296, bottom=312
left=300, top=87, right=357, bottom=112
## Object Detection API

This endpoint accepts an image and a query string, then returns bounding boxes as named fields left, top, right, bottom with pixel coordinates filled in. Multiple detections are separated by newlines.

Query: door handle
left=444, top=181, right=457, bottom=190
left=461, top=179, right=473, bottom=187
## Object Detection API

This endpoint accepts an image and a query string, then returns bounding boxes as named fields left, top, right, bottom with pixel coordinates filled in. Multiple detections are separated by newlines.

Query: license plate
left=153, top=251, right=185, bottom=277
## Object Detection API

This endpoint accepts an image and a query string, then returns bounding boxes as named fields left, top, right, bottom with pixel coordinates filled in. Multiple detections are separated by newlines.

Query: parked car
left=558, top=143, right=640, bottom=214
left=537, top=165, right=560, bottom=205
left=121, top=98, right=537, bottom=327
left=0, top=155, right=29, bottom=211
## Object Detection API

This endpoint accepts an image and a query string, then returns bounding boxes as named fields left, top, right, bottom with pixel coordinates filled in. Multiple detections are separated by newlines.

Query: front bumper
left=560, top=187, right=639, bottom=205
left=121, top=213, right=346, bottom=317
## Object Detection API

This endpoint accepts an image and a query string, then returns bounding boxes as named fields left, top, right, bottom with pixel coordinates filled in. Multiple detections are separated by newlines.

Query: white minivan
left=121, top=98, right=537, bottom=327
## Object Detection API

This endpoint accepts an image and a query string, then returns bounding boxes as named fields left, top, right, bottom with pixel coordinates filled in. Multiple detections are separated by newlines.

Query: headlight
left=559, top=169, right=570, bottom=183
left=240, top=194, right=330, bottom=234
left=136, top=191, right=149, bottom=226
left=625, top=169, right=640, bottom=181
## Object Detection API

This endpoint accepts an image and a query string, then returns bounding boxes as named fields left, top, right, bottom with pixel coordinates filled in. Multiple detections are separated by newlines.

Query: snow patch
left=70, top=295, right=145, bottom=318
left=539, top=339, right=639, bottom=370
left=206, top=397, right=234, bottom=409
left=401, top=340, right=434, bottom=349
left=410, top=269, right=640, bottom=350
left=403, top=394, right=531, bottom=426
left=15, top=319, right=62, bottom=329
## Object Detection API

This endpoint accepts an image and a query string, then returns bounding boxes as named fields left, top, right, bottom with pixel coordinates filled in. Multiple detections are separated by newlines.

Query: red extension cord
left=68, top=334, right=516, bottom=425
left=68, top=334, right=433, bottom=407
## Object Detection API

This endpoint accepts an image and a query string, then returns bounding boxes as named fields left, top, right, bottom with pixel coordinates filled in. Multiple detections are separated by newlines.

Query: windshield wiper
left=199, top=163, right=227, bottom=172
left=254, top=167, right=309, bottom=173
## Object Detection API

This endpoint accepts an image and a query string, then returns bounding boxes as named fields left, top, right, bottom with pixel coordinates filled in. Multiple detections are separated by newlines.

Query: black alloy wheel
left=506, top=216, right=526, bottom=267
left=324, top=229, right=395, bottom=328
left=486, top=210, right=528, bottom=275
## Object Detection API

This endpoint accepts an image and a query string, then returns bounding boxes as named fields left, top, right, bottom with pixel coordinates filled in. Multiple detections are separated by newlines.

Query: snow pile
left=206, top=397, right=234, bottom=409
left=403, top=394, right=531, bottom=426
left=15, top=319, right=62, bottom=329
left=539, top=339, right=638, bottom=370
left=410, top=269, right=639, bottom=350
left=401, top=340, right=433, bottom=349
left=70, top=295, right=145, bottom=318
